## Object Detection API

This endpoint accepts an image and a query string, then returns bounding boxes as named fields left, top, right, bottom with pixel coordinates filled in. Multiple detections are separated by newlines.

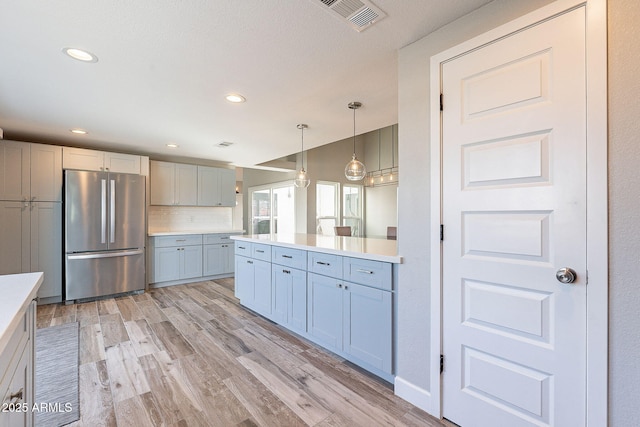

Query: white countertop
left=148, top=229, right=245, bottom=237
left=0, top=272, right=43, bottom=354
left=232, top=233, right=402, bottom=264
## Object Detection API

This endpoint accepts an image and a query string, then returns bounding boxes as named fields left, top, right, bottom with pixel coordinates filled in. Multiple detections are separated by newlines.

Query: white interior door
left=441, top=8, right=587, bottom=427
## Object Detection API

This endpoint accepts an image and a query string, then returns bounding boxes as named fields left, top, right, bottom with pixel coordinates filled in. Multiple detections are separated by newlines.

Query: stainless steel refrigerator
left=64, top=170, right=146, bottom=302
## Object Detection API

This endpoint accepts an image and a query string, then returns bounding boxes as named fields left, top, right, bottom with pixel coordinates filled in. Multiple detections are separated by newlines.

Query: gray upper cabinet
left=150, top=161, right=197, bottom=206
left=0, top=141, right=62, bottom=202
left=197, top=166, right=236, bottom=207
left=63, top=147, right=142, bottom=174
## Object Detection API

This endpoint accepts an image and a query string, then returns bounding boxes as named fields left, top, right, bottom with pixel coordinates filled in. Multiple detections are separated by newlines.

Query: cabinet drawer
left=235, top=241, right=252, bottom=256
left=272, top=246, right=307, bottom=270
left=152, top=234, right=202, bottom=247
left=343, top=257, right=392, bottom=290
left=252, top=243, right=272, bottom=262
left=308, top=251, right=342, bottom=278
left=204, top=234, right=234, bottom=245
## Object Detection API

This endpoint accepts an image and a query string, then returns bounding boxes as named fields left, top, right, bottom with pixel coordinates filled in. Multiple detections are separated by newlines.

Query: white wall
left=608, top=0, right=640, bottom=424
left=395, top=0, right=555, bottom=411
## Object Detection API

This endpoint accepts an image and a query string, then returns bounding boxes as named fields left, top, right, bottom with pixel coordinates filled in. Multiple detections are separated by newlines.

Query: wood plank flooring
left=37, top=279, right=444, bottom=427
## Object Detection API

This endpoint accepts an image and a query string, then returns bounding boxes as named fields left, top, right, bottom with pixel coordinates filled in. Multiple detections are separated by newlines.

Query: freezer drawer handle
left=68, top=250, right=144, bottom=260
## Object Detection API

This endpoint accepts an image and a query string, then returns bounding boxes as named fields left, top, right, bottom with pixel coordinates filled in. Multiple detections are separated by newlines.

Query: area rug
left=35, top=322, right=80, bottom=426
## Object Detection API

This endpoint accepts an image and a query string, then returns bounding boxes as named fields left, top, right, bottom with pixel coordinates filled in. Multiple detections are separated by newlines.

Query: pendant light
left=293, top=124, right=310, bottom=188
left=344, top=101, right=366, bottom=181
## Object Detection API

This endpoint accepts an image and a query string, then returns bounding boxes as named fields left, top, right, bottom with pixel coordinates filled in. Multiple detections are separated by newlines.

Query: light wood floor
left=37, top=279, right=444, bottom=427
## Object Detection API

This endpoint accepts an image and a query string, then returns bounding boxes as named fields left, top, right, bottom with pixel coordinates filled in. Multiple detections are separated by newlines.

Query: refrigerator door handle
left=110, top=179, right=116, bottom=243
left=101, top=179, right=107, bottom=244
left=67, top=249, right=144, bottom=260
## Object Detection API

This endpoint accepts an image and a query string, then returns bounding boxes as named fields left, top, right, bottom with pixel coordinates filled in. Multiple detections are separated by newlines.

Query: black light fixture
left=293, top=124, right=310, bottom=188
left=344, top=101, right=366, bottom=181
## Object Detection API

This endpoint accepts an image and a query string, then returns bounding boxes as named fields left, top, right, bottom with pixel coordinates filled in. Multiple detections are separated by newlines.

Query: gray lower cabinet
left=234, top=255, right=271, bottom=314
left=153, top=245, right=203, bottom=282
left=272, top=265, right=307, bottom=335
left=234, top=241, right=394, bottom=381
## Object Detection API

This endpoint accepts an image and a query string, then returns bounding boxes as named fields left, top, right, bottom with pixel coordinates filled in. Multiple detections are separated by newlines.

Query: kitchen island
left=0, top=272, right=42, bottom=427
left=231, top=233, right=400, bottom=382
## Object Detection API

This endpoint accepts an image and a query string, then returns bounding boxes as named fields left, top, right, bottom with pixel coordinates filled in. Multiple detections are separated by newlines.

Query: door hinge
left=439, top=93, right=443, bottom=111
left=440, top=224, right=444, bottom=241
left=440, top=354, right=444, bottom=374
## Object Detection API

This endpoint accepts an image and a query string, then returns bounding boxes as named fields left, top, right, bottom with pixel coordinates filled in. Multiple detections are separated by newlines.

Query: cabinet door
left=289, top=268, right=307, bottom=333
left=104, top=152, right=141, bottom=174
left=175, top=164, right=197, bottom=206
left=0, top=140, right=30, bottom=201
left=150, top=161, right=176, bottom=205
left=235, top=256, right=255, bottom=303
left=203, top=244, right=225, bottom=276
left=62, top=147, right=105, bottom=171
left=1, top=344, right=31, bottom=427
left=307, top=273, right=343, bottom=350
left=30, top=144, right=62, bottom=202
left=197, top=166, right=219, bottom=206
left=252, top=259, right=272, bottom=316
left=153, top=247, right=181, bottom=282
left=224, top=243, right=235, bottom=273
left=0, top=202, right=30, bottom=275
left=343, top=282, right=392, bottom=373
left=218, top=168, right=236, bottom=207
left=180, top=245, right=202, bottom=279
left=30, top=202, right=62, bottom=300
left=272, top=267, right=291, bottom=325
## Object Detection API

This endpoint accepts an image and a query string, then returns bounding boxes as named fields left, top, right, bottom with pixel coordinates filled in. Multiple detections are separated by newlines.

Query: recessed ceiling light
left=166, top=143, right=179, bottom=148
left=225, top=94, right=246, bottom=103
left=70, top=128, right=87, bottom=135
left=62, top=47, right=98, bottom=63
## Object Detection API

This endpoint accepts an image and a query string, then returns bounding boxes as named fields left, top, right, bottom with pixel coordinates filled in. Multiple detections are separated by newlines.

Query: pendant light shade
left=293, top=124, right=310, bottom=188
left=344, top=102, right=366, bottom=181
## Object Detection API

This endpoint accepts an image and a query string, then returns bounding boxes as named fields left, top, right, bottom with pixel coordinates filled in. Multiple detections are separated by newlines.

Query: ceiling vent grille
left=310, top=0, right=386, bottom=32
left=216, top=141, right=234, bottom=148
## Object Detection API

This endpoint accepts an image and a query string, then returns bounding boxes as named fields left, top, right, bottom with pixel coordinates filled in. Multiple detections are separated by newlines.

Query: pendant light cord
left=352, top=106, right=356, bottom=155
left=301, top=125, right=305, bottom=169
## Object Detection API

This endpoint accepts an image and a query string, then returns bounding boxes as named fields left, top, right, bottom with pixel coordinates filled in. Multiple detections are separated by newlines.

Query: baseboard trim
left=394, top=376, right=435, bottom=415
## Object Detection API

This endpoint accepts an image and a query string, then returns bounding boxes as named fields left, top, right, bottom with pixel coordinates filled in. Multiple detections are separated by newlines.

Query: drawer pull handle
left=239, top=246, right=246, bottom=249
left=282, top=255, right=293, bottom=259
left=356, top=269, right=374, bottom=274
left=247, top=260, right=253, bottom=264
left=317, top=261, right=330, bottom=266
left=256, top=250, right=265, bottom=253
left=283, top=269, right=291, bottom=274
left=175, top=239, right=186, bottom=242
left=221, top=237, right=230, bottom=239
left=9, top=388, right=23, bottom=403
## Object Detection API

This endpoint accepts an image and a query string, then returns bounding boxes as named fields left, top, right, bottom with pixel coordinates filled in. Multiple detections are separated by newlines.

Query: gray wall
left=396, top=0, right=559, bottom=411
left=608, top=0, right=640, bottom=423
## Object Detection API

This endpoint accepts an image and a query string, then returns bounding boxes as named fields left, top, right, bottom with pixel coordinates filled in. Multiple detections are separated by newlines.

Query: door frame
left=428, top=0, right=608, bottom=424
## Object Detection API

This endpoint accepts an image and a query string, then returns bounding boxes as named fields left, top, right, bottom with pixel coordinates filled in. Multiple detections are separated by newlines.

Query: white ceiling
left=0, top=0, right=493, bottom=168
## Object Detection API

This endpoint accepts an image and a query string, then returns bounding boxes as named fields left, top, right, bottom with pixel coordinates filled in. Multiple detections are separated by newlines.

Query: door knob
left=556, top=268, right=577, bottom=284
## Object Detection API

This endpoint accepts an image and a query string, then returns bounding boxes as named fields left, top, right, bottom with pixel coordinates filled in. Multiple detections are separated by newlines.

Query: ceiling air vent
left=216, top=141, right=234, bottom=148
left=311, top=0, right=386, bottom=32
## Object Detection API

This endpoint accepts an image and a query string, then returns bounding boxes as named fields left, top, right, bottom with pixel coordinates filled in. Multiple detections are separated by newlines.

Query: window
left=250, top=182, right=295, bottom=234
left=316, top=181, right=364, bottom=236
left=316, top=181, right=339, bottom=235
left=342, top=185, right=363, bottom=236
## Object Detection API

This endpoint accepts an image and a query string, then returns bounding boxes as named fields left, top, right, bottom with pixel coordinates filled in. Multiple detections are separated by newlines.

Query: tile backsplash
left=148, top=205, right=236, bottom=233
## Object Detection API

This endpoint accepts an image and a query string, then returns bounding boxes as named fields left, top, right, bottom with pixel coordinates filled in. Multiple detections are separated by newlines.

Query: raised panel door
left=150, top=161, right=176, bottom=205
left=0, top=140, right=30, bottom=201
left=0, top=201, right=30, bottom=275
left=29, top=144, right=62, bottom=202
left=153, top=247, right=180, bottom=282
left=180, top=245, right=202, bottom=279
left=218, top=168, right=236, bottom=207
left=252, top=259, right=272, bottom=316
left=174, top=164, right=197, bottom=206
left=343, top=282, right=392, bottom=373
left=104, top=152, right=140, bottom=174
left=62, top=147, right=104, bottom=171
left=30, top=202, right=62, bottom=299
left=307, top=273, right=342, bottom=350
